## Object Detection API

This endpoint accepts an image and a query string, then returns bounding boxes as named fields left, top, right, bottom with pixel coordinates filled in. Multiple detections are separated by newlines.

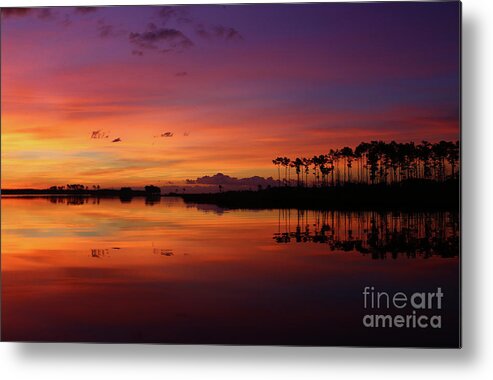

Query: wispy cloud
left=156, top=6, right=192, bottom=25
left=195, top=24, right=243, bottom=42
left=129, top=23, right=194, bottom=52
left=2, top=5, right=243, bottom=59
left=97, top=20, right=126, bottom=38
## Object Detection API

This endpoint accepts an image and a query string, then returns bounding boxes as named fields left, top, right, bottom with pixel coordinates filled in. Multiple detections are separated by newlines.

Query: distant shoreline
left=1, top=189, right=154, bottom=197
left=179, top=180, right=459, bottom=210
left=1, top=179, right=459, bottom=210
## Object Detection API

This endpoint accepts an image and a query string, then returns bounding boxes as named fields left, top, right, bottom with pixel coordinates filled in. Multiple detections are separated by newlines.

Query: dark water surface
left=1, top=196, right=460, bottom=346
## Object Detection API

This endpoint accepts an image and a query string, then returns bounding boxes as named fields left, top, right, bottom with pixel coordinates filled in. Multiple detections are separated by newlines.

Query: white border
left=2, top=0, right=493, bottom=379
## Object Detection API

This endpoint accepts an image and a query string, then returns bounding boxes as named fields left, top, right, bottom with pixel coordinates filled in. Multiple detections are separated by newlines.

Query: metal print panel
left=0, top=2, right=461, bottom=347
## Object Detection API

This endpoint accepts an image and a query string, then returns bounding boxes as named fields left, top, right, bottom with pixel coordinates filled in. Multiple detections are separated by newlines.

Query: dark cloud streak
left=2, top=5, right=243, bottom=58
left=129, top=23, right=194, bottom=51
left=156, top=6, right=192, bottom=25
left=195, top=24, right=243, bottom=41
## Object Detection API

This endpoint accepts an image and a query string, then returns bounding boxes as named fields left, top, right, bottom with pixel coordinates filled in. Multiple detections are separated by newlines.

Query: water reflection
left=90, top=248, right=110, bottom=258
left=45, top=195, right=161, bottom=206
left=1, top=196, right=460, bottom=346
left=274, top=210, right=459, bottom=259
left=90, top=247, right=123, bottom=258
left=49, top=196, right=94, bottom=205
left=89, top=247, right=189, bottom=258
left=152, top=248, right=174, bottom=256
left=145, top=195, right=161, bottom=206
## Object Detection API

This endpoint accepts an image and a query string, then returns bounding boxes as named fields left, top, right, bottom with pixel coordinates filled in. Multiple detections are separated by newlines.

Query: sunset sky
left=1, top=2, right=460, bottom=189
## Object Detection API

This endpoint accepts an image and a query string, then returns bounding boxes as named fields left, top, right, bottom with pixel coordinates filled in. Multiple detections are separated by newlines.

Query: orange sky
left=1, top=4, right=460, bottom=189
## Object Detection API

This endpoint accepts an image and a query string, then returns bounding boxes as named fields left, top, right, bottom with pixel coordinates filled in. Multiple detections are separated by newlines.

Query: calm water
left=1, top=196, right=460, bottom=346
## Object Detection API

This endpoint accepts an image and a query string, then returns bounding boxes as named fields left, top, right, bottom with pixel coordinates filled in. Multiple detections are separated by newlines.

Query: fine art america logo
left=362, top=286, right=444, bottom=329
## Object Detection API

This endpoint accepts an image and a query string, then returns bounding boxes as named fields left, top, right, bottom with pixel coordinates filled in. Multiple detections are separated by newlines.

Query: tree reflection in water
left=274, top=209, right=459, bottom=259
left=48, top=196, right=95, bottom=205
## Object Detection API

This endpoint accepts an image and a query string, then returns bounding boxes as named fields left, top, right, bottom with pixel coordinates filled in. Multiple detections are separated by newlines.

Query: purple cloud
left=195, top=24, right=243, bottom=41
left=129, top=23, right=194, bottom=51
left=156, top=6, right=191, bottom=24
left=97, top=20, right=126, bottom=38
left=186, top=173, right=277, bottom=188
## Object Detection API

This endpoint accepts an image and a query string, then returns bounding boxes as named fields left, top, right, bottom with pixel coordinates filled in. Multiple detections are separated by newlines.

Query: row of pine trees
left=272, top=140, right=459, bottom=187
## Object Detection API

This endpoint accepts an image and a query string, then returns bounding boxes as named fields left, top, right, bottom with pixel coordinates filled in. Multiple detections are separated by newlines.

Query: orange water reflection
left=1, top=196, right=459, bottom=346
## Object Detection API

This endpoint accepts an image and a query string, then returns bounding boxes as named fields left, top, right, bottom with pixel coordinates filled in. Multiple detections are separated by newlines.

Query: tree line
left=49, top=184, right=98, bottom=191
left=272, top=140, right=459, bottom=187
left=47, top=184, right=161, bottom=193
